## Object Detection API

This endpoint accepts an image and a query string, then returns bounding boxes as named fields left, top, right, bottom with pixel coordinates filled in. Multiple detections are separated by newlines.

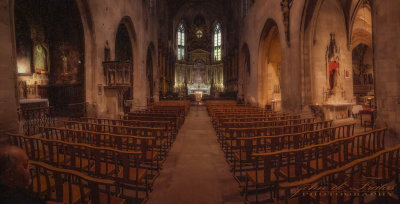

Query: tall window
left=214, top=23, right=222, bottom=61
left=177, top=23, right=185, bottom=60
left=242, top=0, right=248, bottom=17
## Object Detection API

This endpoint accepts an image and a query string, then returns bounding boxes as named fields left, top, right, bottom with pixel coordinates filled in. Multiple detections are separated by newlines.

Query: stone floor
left=147, top=105, right=243, bottom=204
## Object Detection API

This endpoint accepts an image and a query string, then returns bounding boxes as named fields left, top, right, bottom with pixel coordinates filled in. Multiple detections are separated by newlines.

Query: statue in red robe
left=328, top=60, right=339, bottom=90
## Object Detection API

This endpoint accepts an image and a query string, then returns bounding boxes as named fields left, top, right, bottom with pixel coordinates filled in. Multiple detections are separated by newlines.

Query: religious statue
left=104, top=40, right=111, bottom=61
left=61, top=53, right=68, bottom=73
left=328, top=56, right=340, bottom=90
left=326, top=33, right=341, bottom=93
left=34, top=44, right=47, bottom=72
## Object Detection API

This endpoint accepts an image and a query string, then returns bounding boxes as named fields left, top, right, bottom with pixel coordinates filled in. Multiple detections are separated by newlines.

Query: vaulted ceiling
left=167, top=0, right=228, bottom=18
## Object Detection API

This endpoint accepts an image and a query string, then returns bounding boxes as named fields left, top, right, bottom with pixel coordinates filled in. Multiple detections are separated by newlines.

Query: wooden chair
left=30, top=160, right=125, bottom=204
left=243, top=128, right=386, bottom=203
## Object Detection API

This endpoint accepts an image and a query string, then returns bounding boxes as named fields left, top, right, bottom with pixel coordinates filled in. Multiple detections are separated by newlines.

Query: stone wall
left=239, top=0, right=399, bottom=140
left=372, top=1, right=400, bottom=143
left=0, top=0, right=160, bottom=140
left=0, top=0, right=160, bottom=124
left=0, top=0, right=19, bottom=141
left=239, top=0, right=304, bottom=111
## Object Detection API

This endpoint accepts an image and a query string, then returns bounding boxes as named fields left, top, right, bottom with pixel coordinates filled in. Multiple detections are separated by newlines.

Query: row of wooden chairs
left=278, top=142, right=400, bottom=204
left=62, top=121, right=172, bottom=152
left=220, top=121, right=348, bottom=155
left=8, top=133, right=147, bottom=203
left=8, top=101, right=188, bottom=203
left=30, top=160, right=125, bottom=204
left=206, top=104, right=388, bottom=203
left=243, top=128, right=387, bottom=202
left=80, top=117, right=176, bottom=138
left=216, top=119, right=330, bottom=141
left=37, top=127, right=161, bottom=172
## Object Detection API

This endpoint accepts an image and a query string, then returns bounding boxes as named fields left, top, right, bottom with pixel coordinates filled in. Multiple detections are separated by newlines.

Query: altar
left=311, top=103, right=355, bottom=121
left=174, top=49, right=224, bottom=96
left=19, top=98, right=49, bottom=109
left=187, top=83, right=210, bottom=95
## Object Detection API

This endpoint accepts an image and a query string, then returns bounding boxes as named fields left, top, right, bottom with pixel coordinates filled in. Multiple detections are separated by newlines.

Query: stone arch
left=300, top=0, right=350, bottom=105
left=10, top=0, right=96, bottom=114
left=115, top=23, right=133, bottom=61
left=116, top=16, right=138, bottom=62
left=350, top=2, right=375, bottom=107
left=257, top=19, right=283, bottom=110
left=12, top=0, right=95, bottom=117
left=116, top=16, right=139, bottom=110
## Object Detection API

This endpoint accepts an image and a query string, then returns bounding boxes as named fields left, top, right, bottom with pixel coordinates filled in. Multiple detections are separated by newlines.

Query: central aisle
left=147, top=105, right=243, bottom=204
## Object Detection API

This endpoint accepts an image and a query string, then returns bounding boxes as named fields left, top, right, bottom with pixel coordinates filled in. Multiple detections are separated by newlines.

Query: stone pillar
left=0, top=1, right=19, bottom=142
left=372, top=1, right=400, bottom=144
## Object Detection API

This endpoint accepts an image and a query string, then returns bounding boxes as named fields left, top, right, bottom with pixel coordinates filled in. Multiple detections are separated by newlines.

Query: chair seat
left=247, top=170, right=278, bottom=184
left=99, top=192, right=126, bottom=204
left=32, top=174, right=55, bottom=193
left=90, top=162, right=117, bottom=176
left=117, top=167, right=147, bottom=182
left=49, top=182, right=91, bottom=204
left=74, top=158, right=90, bottom=169
left=145, top=151, right=158, bottom=160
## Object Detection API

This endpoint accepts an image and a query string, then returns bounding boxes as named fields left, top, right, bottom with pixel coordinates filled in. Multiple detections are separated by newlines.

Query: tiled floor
left=147, top=105, right=243, bottom=204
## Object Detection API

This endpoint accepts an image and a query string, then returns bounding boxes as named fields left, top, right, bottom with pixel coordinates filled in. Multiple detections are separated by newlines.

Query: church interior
left=0, top=0, right=400, bottom=203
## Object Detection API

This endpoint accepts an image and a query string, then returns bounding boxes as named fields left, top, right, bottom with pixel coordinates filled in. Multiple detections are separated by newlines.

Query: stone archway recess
left=9, top=0, right=97, bottom=115
left=257, top=19, right=282, bottom=111
left=239, top=43, right=251, bottom=103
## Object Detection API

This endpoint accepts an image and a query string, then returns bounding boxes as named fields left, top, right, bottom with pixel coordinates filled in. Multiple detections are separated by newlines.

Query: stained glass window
left=214, top=24, right=222, bottom=61
left=177, top=23, right=185, bottom=60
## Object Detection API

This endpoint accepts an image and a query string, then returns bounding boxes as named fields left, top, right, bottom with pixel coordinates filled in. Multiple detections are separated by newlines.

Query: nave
left=148, top=105, right=242, bottom=203
left=4, top=99, right=400, bottom=204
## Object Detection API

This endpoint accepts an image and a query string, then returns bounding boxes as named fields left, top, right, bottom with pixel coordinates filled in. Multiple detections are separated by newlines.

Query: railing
left=103, top=61, right=133, bottom=87
left=54, top=102, right=87, bottom=119
left=354, top=84, right=373, bottom=94
left=18, top=107, right=55, bottom=135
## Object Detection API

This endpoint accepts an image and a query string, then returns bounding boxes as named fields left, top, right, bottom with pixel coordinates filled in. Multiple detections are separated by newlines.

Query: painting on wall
left=33, top=44, right=48, bottom=73
left=345, top=70, right=350, bottom=78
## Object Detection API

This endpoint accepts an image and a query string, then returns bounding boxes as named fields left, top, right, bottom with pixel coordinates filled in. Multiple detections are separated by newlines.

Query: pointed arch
left=257, top=19, right=283, bottom=109
left=239, top=43, right=251, bottom=102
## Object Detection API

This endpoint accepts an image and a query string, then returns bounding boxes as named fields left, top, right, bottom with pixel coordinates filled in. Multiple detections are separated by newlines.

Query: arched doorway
left=115, top=23, right=133, bottom=114
left=351, top=5, right=374, bottom=109
left=14, top=0, right=85, bottom=117
left=146, top=44, right=155, bottom=105
left=258, top=20, right=282, bottom=111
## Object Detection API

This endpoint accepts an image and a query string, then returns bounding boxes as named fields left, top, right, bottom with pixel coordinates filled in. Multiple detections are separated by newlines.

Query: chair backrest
left=30, top=160, right=118, bottom=204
